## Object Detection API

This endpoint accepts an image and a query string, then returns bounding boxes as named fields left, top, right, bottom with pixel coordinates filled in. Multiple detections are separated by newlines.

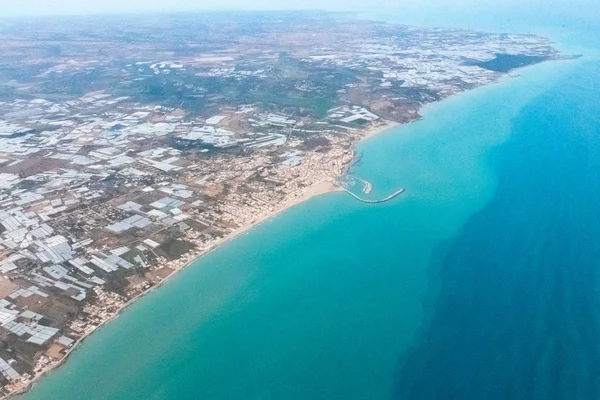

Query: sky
left=1, top=0, right=599, bottom=27
left=0, top=0, right=591, bottom=17
left=8, top=0, right=362, bottom=16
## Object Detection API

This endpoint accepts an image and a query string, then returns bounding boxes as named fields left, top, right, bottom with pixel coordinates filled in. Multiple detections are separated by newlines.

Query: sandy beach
left=362, top=120, right=399, bottom=141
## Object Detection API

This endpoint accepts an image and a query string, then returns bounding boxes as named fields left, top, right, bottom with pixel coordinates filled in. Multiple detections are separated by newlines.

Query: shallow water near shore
left=20, top=7, right=600, bottom=400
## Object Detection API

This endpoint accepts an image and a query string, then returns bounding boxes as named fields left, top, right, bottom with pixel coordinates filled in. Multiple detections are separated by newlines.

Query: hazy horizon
left=2, top=0, right=598, bottom=18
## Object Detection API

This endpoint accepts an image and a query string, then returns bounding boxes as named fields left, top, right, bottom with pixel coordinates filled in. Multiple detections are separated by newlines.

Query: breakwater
left=337, top=174, right=405, bottom=203
left=342, top=187, right=405, bottom=203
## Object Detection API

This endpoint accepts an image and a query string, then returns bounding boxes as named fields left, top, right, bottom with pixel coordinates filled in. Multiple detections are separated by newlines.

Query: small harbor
left=337, top=175, right=405, bottom=203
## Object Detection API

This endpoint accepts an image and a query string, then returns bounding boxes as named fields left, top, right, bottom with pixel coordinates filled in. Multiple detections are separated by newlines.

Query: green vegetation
left=471, top=53, right=549, bottom=73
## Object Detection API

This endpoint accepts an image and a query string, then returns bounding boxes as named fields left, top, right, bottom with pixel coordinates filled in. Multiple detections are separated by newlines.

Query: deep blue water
left=393, top=48, right=600, bottom=400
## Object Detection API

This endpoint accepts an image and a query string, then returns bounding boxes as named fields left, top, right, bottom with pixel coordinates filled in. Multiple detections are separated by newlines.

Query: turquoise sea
left=21, top=3, right=600, bottom=400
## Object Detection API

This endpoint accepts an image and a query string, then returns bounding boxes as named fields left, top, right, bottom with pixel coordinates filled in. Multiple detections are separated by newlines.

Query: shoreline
left=6, top=174, right=349, bottom=399
left=342, top=120, right=399, bottom=174
left=19, top=174, right=397, bottom=399
left=362, top=120, right=400, bottom=141
left=2, top=66, right=539, bottom=396
left=5, top=58, right=566, bottom=398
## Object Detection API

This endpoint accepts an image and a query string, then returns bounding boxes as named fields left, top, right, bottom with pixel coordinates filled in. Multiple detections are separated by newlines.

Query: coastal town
left=0, top=11, right=567, bottom=397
